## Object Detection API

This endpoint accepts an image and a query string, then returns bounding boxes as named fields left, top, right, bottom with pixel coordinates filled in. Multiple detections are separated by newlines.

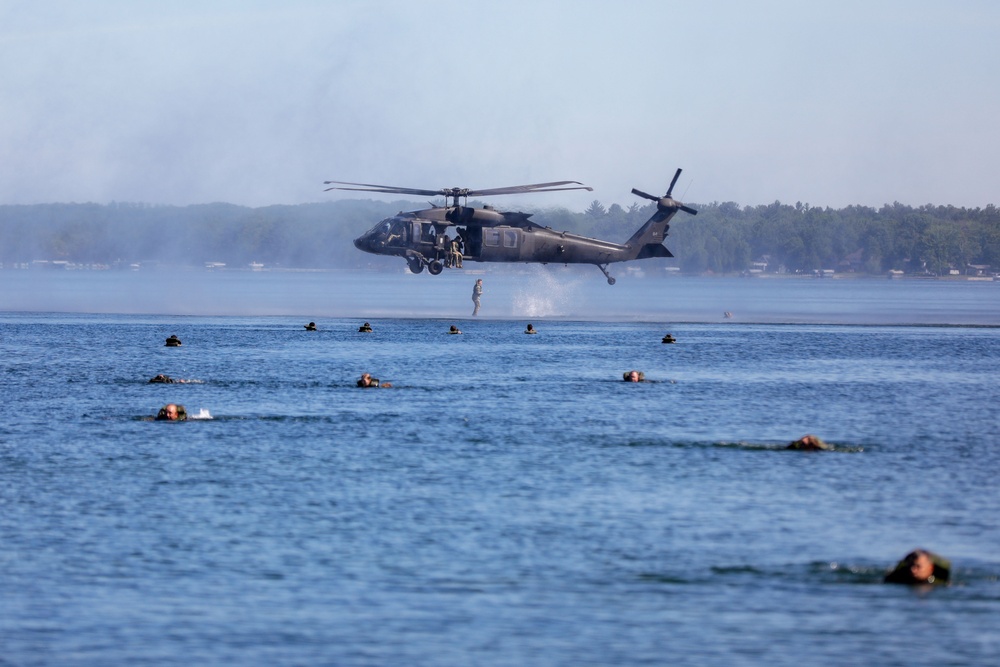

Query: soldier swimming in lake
left=155, top=403, right=187, bottom=420
left=786, top=434, right=831, bottom=451
left=165, top=334, right=182, bottom=346
left=884, top=549, right=951, bottom=585
left=357, top=373, right=391, bottom=388
left=449, top=325, right=462, bottom=334
left=148, top=374, right=196, bottom=384
left=148, top=374, right=192, bottom=384
left=662, top=333, right=676, bottom=343
left=525, top=323, right=537, bottom=334
left=358, top=322, right=373, bottom=332
left=304, top=322, right=317, bottom=331
left=624, top=370, right=645, bottom=382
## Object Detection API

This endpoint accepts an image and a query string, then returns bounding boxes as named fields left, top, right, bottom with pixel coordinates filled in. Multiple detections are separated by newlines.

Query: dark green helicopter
left=325, top=168, right=697, bottom=284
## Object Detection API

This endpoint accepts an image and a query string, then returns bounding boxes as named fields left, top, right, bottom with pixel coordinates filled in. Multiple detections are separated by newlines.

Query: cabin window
left=484, top=229, right=501, bottom=247
left=503, top=230, right=518, bottom=248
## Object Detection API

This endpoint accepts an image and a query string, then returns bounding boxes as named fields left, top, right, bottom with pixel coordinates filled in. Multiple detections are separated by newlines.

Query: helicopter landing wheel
left=427, top=260, right=444, bottom=275
left=607, top=276, right=616, bottom=285
left=598, top=263, right=616, bottom=285
left=407, top=258, right=424, bottom=274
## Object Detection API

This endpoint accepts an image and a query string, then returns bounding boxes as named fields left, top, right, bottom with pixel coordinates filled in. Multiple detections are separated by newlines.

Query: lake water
left=1, top=270, right=999, bottom=666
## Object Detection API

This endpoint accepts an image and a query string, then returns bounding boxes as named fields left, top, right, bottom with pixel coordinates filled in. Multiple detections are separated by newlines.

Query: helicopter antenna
left=681, top=179, right=693, bottom=201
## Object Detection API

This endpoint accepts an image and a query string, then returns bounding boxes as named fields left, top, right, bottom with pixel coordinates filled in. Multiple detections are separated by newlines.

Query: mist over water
left=1, top=267, right=998, bottom=324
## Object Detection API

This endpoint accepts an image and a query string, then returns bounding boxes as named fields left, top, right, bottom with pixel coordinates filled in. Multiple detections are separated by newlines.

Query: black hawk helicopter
left=324, top=168, right=697, bottom=285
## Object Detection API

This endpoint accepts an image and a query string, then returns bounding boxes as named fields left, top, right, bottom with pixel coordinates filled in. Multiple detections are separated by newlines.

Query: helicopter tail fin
left=636, top=243, right=674, bottom=259
left=623, top=209, right=675, bottom=258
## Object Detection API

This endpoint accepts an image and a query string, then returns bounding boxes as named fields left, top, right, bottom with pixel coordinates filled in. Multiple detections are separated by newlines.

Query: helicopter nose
left=354, top=236, right=365, bottom=250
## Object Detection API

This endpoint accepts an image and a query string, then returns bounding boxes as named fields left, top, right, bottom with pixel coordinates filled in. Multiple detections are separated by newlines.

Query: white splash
left=510, top=267, right=581, bottom=317
left=190, top=408, right=213, bottom=420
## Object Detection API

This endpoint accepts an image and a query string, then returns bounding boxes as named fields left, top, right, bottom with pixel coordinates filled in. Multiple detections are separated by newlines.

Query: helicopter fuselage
left=353, top=206, right=643, bottom=269
left=339, top=171, right=695, bottom=284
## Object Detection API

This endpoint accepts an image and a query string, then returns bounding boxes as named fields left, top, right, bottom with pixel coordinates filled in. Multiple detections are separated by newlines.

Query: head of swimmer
left=903, top=550, right=936, bottom=582
left=156, top=403, right=182, bottom=420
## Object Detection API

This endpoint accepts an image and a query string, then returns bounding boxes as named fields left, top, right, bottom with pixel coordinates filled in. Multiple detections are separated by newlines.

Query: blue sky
left=2, top=0, right=998, bottom=209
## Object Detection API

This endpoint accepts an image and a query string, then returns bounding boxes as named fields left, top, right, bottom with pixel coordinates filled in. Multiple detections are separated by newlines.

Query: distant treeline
left=2, top=197, right=998, bottom=275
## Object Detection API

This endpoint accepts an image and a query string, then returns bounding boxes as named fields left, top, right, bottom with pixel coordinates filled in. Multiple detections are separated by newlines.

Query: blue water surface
left=1, top=274, right=999, bottom=666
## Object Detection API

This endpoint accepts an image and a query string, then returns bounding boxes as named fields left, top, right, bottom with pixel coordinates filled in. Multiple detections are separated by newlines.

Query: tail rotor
left=632, top=168, right=697, bottom=216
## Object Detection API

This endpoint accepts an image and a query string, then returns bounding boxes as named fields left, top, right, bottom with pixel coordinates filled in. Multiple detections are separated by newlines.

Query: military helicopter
left=324, top=168, right=697, bottom=284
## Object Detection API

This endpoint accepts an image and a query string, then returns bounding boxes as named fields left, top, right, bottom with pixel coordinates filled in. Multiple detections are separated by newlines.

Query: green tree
left=585, top=200, right=607, bottom=217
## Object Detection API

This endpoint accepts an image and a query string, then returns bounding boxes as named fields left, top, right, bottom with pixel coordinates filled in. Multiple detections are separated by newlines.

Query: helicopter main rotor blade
left=323, top=181, right=442, bottom=197
left=680, top=204, right=698, bottom=215
left=323, top=185, right=438, bottom=196
left=468, top=181, right=593, bottom=197
left=665, top=168, right=682, bottom=198
left=324, top=179, right=591, bottom=199
left=473, top=185, right=595, bottom=196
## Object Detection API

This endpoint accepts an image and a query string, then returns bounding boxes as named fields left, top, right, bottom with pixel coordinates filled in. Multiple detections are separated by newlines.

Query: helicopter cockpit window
left=365, top=219, right=407, bottom=246
left=365, top=219, right=392, bottom=237
left=484, top=229, right=501, bottom=247
left=503, top=230, right=518, bottom=248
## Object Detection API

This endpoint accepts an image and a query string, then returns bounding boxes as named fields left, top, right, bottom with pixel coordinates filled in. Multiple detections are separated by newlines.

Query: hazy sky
left=2, top=0, right=998, bottom=210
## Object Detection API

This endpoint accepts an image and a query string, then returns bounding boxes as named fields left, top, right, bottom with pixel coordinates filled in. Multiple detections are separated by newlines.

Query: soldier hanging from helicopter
left=438, top=233, right=451, bottom=267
